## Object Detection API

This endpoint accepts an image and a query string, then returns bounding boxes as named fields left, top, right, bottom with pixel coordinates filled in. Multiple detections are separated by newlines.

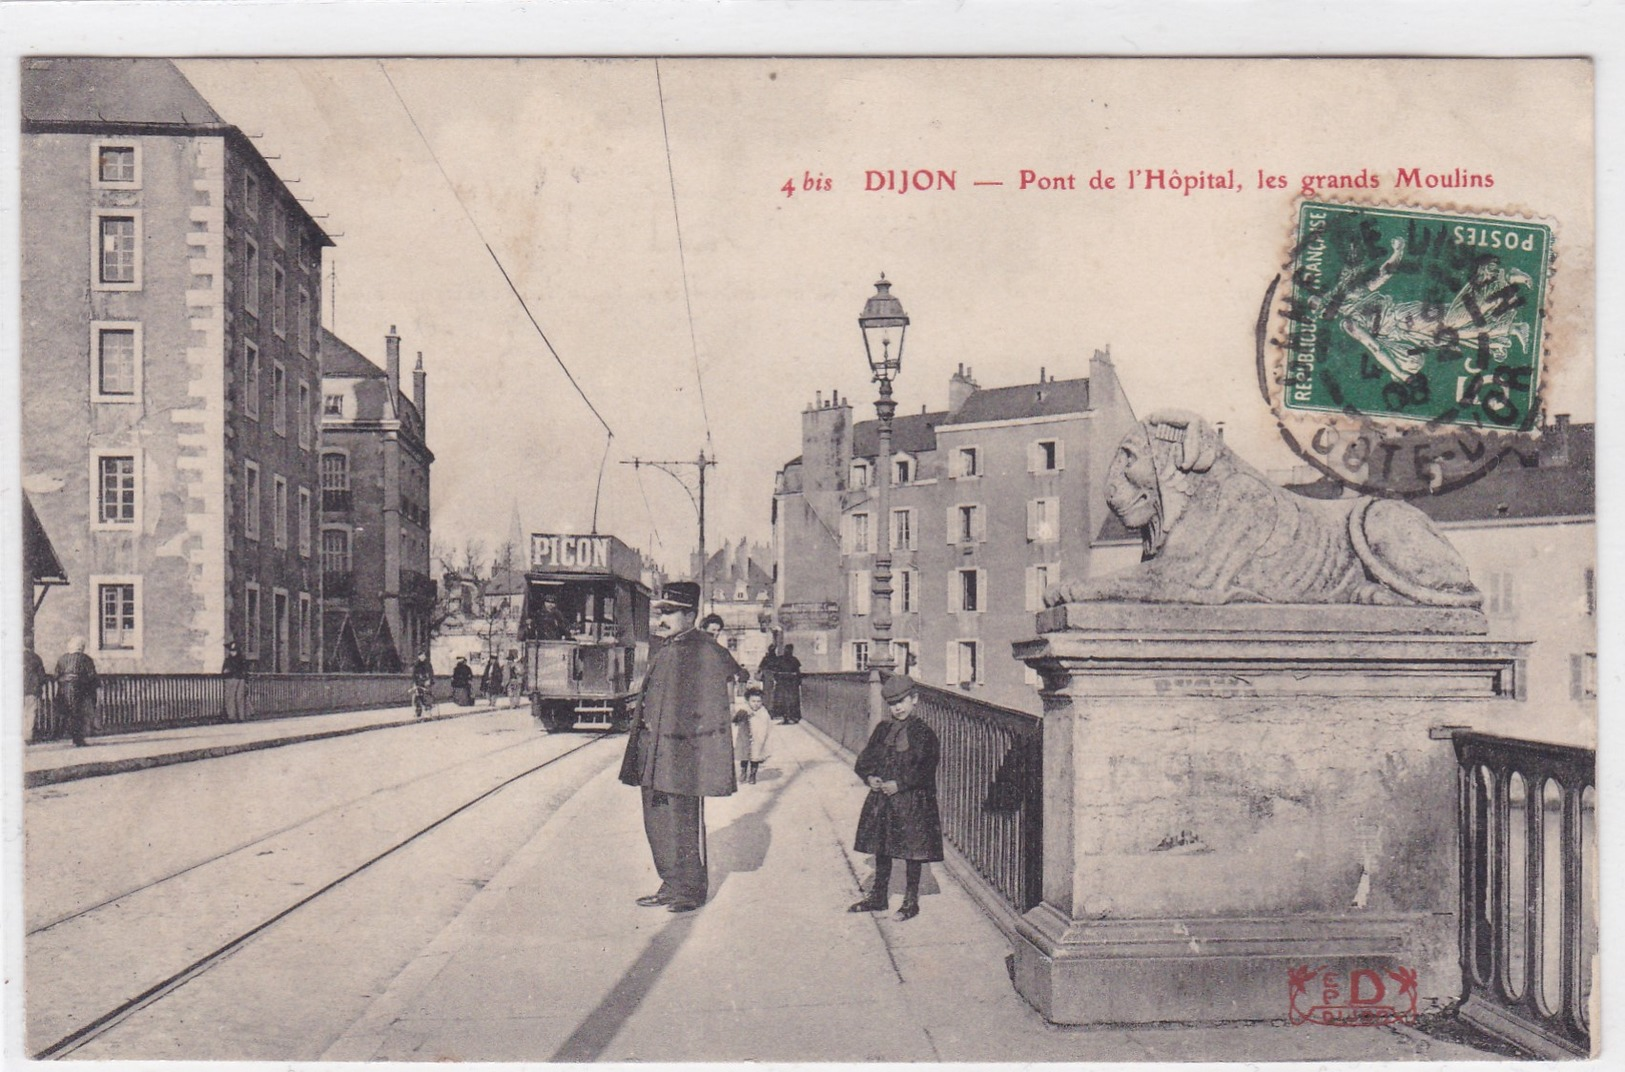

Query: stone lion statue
left=1046, top=411, right=1482, bottom=607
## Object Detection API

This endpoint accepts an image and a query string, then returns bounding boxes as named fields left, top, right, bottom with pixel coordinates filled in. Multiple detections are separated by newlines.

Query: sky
left=176, top=57, right=1596, bottom=576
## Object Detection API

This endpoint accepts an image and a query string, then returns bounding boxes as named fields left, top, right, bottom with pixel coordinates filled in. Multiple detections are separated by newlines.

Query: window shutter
left=947, top=569, right=958, bottom=611
left=1027, top=442, right=1039, bottom=473
left=974, top=506, right=987, bottom=542
left=1027, top=500, right=1039, bottom=541
left=1571, top=654, right=1583, bottom=701
left=1025, top=567, right=1038, bottom=612
left=977, top=569, right=987, bottom=611
left=946, top=505, right=958, bottom=544
left=1054, top=439, right=1066, bottom=470
left=856, top=570, right=871, bottom=616
left=945, top=641, right=958, bottom=685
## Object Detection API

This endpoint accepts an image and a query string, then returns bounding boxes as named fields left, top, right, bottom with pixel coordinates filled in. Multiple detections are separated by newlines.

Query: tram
left=518, top=533, right=650, bottom=733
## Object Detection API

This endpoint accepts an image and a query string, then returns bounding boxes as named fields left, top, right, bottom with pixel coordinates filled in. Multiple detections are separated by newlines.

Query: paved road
left=26, top=708, right=619, bottom=1059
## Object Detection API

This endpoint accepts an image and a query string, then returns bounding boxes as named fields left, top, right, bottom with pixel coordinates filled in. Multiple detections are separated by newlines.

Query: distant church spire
left=506, top=500, right=525, bottom=563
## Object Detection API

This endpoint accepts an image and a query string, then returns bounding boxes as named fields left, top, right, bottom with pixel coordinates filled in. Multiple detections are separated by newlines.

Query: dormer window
left=895, top=457, right=912, bottom=484
left=849, top=460, right=871, bottom=489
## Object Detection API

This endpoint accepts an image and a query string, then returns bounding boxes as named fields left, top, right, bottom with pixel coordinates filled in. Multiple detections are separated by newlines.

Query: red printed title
left=780, top=167, right=1494, bottom=198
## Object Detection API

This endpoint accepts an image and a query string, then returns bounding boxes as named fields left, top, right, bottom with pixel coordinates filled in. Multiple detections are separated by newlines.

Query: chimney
left=413, top=351, right=426, bottom=424
left=385, top=325, right=401, bottom=404
left=1040, top=366, right=1046, bottom=383
left=948, top=362, right=978, bottom=414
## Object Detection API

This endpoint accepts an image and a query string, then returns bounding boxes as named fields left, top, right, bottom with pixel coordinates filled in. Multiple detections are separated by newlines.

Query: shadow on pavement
left=547, top=764, right=804, bottom=1061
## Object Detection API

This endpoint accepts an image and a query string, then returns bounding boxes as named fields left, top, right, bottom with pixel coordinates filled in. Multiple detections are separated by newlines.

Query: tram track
left=31, top=728, right=618, bottom=1060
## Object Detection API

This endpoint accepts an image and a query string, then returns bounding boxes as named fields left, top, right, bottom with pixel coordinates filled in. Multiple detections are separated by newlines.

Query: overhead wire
left=653, top=59, right=715, bottom=453
left=376, top=60, right=615, bottom=446
left=633, top=466, right=665, bottom=550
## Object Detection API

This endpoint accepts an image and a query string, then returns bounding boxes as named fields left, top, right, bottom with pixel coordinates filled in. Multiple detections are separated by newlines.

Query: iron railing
left=31, top=672, right=413, bottom=742
left=801, top=672, right=1043, bottom=913
left=1455, top=732, right=1595, bottom=1057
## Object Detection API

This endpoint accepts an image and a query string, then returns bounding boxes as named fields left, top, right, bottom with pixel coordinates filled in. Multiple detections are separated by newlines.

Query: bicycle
left=410, top=682, right=436, bottom=719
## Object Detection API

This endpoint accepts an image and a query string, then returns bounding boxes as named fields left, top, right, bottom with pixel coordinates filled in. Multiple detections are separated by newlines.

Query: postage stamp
left=1264, top=200, right=1557, bottom=495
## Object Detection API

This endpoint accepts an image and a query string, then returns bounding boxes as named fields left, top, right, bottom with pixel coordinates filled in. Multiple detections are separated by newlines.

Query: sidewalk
left=321, top=721, right=1490, bottom=1063
left=23, top=698, right=521, bottom=788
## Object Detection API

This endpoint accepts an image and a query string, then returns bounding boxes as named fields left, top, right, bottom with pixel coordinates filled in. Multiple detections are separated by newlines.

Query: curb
left=24, top=705, right=506, bottom=789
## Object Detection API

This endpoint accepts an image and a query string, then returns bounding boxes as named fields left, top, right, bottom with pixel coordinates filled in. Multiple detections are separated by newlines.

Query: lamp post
left=859, top=274, right=908, bottom=726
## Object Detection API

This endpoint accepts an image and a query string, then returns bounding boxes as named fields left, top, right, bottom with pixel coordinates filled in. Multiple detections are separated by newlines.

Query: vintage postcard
left=4, top=21, right=1606, bottom=1069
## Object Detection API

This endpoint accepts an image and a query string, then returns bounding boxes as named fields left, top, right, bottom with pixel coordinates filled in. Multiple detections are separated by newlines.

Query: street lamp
left=859, top=274, right=908, bottom=725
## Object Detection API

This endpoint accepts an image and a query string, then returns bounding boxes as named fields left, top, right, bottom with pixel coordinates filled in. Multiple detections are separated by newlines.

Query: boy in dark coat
left=848, top=673, right=943, bottom=921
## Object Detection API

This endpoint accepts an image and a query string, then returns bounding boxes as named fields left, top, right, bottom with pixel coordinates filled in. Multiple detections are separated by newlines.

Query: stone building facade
left=773, top=350, right=1138, bottom=712
left=21, top=58, right=330, bottom=673
left=319, top=328, right=435, bottom=671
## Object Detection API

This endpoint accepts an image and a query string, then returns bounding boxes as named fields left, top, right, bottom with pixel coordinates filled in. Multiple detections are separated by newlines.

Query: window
left=297, top=381, right=312, bottom=449
left=898, top=568, right=917, bottom=613
left=1026, top=564, right=1057, bottom=612
left=848, top=570, right=872, bottom=616
left=955, top=445, right=981, bottom=478
left=323, top=393, right=344, bottom=417
left=849, top=460, right=871, bottom=489
left=1030, top=439, right=1064, bottom=472
left=272, top=362, right=287, bottom=435
left=850, top=640, right=870, bottom=672
left=1571, top=653, right=1598, bottom=701
left=1028, top=497, right=1060, bottom=542
left=273, top=476, right=288, bottom=549
left=94, top=142, right=139, bottom=187
left=244, top=461, right=261, bottom=541
left=947, top=639, right=982, bottom=686
left=298, top=487, right=312, bottom=557
left=243, top=583, right=261, bottom=659
left=95, top=454, right=138, bottom=527
left=950, top=503, right=985, bottom=544
left=244, top=171, right=260, bottom=218
left=1485, top=571, right=1516, bottom=616
left=95, top=212, right=139, bottom=288
left=299, top=592, right=313, bottom=663
left=272, top=590, right=290, bottom=673
left=891, top=508, right=916, bottom=551
left=895, top=458, right=912, bottom=484
left=953, top=568, right=984, bottom=612
left=243, top=238, right=260, bottom=315
left=91, top=322, right=140, bottom=401
left=321, top=452, right=350, bottom=512
left=892, top=639, right=915, bottom=676
left=96, top=579, right=139, bottom=653
left=844, top=512, right=871, bottom=555
left=243, top=341, right=260, bottom=418
left=297, top=288, right=311, bottom=355
left=322, top=528, right=352, bottom=573
left=1585, top=568, right=1596, bottom=616
left=272, top=200, right=286, bottom=247
left=272, top=265, right=286, bottom=336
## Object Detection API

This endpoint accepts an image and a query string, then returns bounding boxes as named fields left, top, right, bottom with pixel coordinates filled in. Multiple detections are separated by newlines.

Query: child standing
left=732, top=683, right=772, bottom=784
left=847, top=673, right=943, bottom=921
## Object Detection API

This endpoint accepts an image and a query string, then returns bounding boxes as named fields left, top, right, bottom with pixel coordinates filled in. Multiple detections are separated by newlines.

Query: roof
left=321, top=329, right=386, bottom=378
left=853, top=410, right=946, bottom=460
left=939, top=377, right=1091, bottom=426
left=22, top=58, right=226, bottom=126
left=24, top=494, right=68, bottom=585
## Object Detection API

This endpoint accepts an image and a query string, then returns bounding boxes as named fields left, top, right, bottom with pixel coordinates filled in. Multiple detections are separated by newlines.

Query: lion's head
left=1104, top=411, right=1225, bottom=558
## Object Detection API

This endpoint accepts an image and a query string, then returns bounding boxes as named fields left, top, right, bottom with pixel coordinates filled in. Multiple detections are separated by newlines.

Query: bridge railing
left=1454, top=731, right=1596, bottom=1057
left=800, top=672, right=1043, bottom=914
left=31, top=672, right=413, bottom=742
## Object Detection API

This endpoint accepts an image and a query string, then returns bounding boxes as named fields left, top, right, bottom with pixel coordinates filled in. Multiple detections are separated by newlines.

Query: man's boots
left=748, top=761, right=760, bottom=784
left=739, top=760, right=750, bottom=781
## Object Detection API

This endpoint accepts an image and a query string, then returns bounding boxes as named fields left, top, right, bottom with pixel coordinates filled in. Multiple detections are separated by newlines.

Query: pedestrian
left=222, top=640, right=250, bottom=722
left=847, top=673, right=943, bottom=922
left=700, top=613, right=725, bottom=640
left=732, top=682, right=771, bottom=784
left=758, top=644, right=783, bottom=720
left=505, top=651, right=522, bottom=704
left=412, top=652, right=436, bottom=717
left=623, top=580, right=741, bottom=913
left=52, top=636, right=99, bottom=748
left=774, top=643, right=803, bottom=725
left=23, top=646, right=47, bottom=742
left=450, top=656, right=475, bottom=706
left=481, top=655, right=503, bottom=707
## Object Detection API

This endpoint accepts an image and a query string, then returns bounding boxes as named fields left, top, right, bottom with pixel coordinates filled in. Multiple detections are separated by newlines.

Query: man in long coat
left=52, top=636, right=99, bottom=747
left=631, top=581, right=741, bottom=912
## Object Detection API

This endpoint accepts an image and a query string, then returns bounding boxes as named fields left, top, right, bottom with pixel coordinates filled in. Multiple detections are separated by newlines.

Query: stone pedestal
left=1010, top=603, right=1527, bottom=1025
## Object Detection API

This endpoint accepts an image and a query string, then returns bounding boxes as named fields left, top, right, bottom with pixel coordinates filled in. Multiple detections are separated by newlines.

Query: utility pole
left=620, top=451, right=717, bottom=611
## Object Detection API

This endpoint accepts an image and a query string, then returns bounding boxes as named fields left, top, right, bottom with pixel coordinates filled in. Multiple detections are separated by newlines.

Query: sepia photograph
left=3, top=3, right=1613, bottom=1066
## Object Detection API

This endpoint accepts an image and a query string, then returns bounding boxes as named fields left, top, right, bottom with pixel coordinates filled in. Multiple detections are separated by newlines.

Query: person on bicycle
left=412, top=652, right=436, bottom=717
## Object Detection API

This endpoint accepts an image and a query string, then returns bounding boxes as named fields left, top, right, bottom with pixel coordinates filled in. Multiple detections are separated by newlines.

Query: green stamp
left=1282, top=202, right=1551, bottom=431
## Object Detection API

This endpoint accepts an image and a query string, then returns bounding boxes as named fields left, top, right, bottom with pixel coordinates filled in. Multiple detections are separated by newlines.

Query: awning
left=24, top=494, right=67, bottom=586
